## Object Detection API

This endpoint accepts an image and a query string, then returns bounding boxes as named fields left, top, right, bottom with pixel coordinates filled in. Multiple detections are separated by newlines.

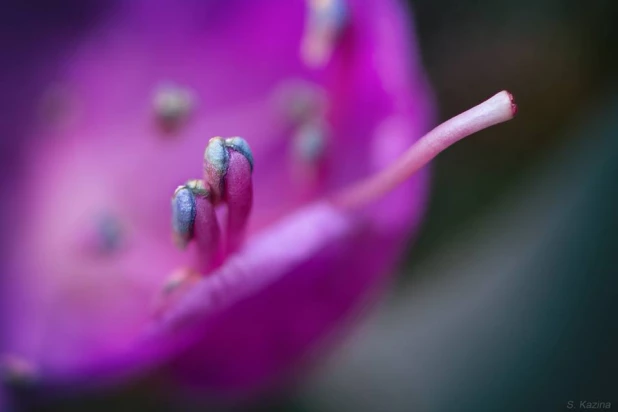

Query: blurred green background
left=408, top=0, right=617, bottom=266
left=5, top=0, right=617, bottom=410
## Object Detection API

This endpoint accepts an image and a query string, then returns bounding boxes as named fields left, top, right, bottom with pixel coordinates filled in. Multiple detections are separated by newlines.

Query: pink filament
left=332, top=91, right=517, bottom=209
left=194, top=195, right=223, bottom=272
left=224, top=150, right=253, bottom=255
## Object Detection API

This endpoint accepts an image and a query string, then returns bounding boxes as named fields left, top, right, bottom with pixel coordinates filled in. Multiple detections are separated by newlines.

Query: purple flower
left=0, top=0, right=515, bottom=398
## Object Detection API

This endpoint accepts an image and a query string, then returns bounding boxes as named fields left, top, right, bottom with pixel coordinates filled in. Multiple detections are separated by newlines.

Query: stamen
left=222, top=139, right=254, bottom=254
left=293, top=120, right=328, bottom=163
left=96, top=213, right=124, bottom=253
left=203, top=137, right=254, bottom=253
left=171, top=186, right=197, bottom=249
left=78, top=212, right=125, bottom=256
left=272, top=79, right=328, bottom=125
left=332, top=91, right=518, bottom=209
left=301, top=0, right=348, bottom=67
left=203, top=137, right=230, bottom=203
left=289, top=121, right=328, bottom=203
left=225, top=137, right=254, bottom=171
left=153, top=83, right=195, bottom=134
left=174, top=138, right=254, bottom=263
left=193, top=187, right=223, bottom=271
left=185, top=178, right=209, bottom=197
left=171, top=181, right=222, bottom=270
left=152, top=267, right=202, bottom=319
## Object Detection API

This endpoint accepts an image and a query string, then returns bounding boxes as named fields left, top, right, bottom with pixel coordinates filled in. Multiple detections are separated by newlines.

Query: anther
left=185, top=178, right=209, bottom=197
left=272, top=80, right=328, bottom=125
left=301, top=0, right=348, bottom=67
left=95, top=213, right=124, bottom=254
left=293, top=120, right=328, bottom=163
left=77, top=212, right=125, bottom=256
left=203, top=137, right=230, bottom=203
left=225, top=137, right=254, bottom=171
left=153, top=83, right=195, bottom=133
left=153, top=267, right=202, bottom=319
left=171, top=186, right=197, bottom=249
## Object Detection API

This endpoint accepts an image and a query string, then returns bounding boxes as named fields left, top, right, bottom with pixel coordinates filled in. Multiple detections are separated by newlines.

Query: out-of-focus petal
left=147, top=201, right=398, bottom=395
left=1, top=0, right=433, bottom=391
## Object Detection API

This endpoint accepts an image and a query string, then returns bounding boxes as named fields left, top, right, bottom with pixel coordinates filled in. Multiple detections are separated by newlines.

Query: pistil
left=332, top=91, right=517, bottom=209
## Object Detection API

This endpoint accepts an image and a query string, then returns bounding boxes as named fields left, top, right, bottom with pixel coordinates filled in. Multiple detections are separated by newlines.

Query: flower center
left=169, top=91, right=516, bottom=271
left=160, top=91, right=516, bottom=316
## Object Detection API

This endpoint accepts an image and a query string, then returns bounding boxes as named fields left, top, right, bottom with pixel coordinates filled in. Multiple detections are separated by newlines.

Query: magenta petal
left=1, top=0, right=308, bottom=384
left=152, top=175, right=426, bottom=396
left=148, top=202, right=371, bottom=394
left=157, top=0, right=436, bottom=387
left=150, top=202, right=355, bottom=332
left=1, top=0, right=433, bottom=393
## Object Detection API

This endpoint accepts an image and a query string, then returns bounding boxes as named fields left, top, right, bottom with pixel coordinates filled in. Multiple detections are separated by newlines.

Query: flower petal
left=1, top=0, right=433, bottom=391
left=146, top=202, right=390, bottom=394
